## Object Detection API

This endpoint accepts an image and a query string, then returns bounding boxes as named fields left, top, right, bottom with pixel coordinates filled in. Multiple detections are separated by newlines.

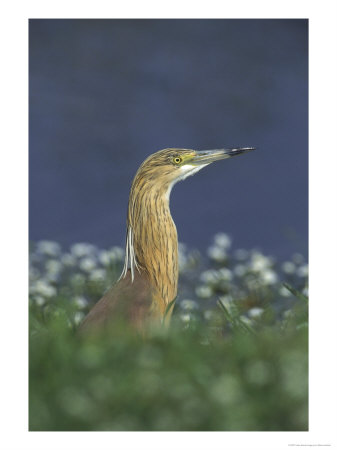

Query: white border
left=1, top=1, right=337, bottom=449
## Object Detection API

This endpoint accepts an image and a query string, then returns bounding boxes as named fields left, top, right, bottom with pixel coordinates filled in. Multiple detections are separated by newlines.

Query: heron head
left=135, top=147, right=255, bottom=192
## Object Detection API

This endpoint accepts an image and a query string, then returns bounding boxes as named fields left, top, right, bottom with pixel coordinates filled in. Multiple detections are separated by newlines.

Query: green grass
left=29, top=238, right=308, bottom=431
left=29, top=291, right=308, bottom=433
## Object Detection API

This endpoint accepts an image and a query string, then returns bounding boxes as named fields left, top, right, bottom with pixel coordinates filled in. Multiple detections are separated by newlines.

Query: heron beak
left=191, top=147, right=256, bottom=165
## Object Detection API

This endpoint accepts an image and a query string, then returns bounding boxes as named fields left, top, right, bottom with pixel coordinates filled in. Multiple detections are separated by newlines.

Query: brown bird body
left=78, top=146, right=254, bottom=334
left=78, top=269, right=154, bottom=333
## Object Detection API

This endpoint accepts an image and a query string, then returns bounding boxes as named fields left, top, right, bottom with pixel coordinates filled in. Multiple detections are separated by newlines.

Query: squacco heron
left=79, top=147, right=254, bottom=333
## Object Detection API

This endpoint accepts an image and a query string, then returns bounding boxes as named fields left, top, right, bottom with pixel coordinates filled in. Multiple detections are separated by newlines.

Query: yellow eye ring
left=173, top=156, right=182, bottom=165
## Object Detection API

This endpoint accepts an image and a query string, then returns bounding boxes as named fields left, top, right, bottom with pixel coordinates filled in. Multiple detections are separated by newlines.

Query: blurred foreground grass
left=29, top=235, right=308, bottom=431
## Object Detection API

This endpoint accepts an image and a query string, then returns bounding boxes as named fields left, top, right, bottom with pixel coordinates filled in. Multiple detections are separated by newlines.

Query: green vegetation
left=29, top=236, right=308, bottom=431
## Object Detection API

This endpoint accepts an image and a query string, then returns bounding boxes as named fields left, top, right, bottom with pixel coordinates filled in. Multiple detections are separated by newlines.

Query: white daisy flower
left=89, top=269, right=106, bottom=281
left=180, top=299, right=199, bottom=310
left=31, top=280, right=57, bottom=298
left=45, top=259, right=63, bottom=275
left=73, top=311, right=85, bottom=325
left=36, top=240, right=61, bottom=257
left=195, top=285, right=213, bottom=299
left=71, top=243, right=97, bottom=258
left=218, top=267, right=233, bottom=281
left=204, top=310, right=216, bottom=321
left=109, top=247, right=124, bottom=261
left=79, top=257, right=97, bottom=272
left=74, top=296, right=89, bottom=308
left=292, top=253, right=305, bottom=264
left=214, top=233, right=232, bottom=249
left=248, top=307, right=264, bottom=318
left=61, top=253, right=77, bottom=267
left=260, top=269, right=278, bottom=285
left=180, top=313, right=191, bottom=323
left=279, top=285, right=292, bottom=297
left=250, top=252, right=272, bottom=272
left=200, top=269, right=219, bottom=284
left=207, top=245, right=227, bottom=262
left=282, top=261, right=296, bottom=274
left=297, top=264, right=308, bottom=277
left=234, top=264, right=247, bottom=277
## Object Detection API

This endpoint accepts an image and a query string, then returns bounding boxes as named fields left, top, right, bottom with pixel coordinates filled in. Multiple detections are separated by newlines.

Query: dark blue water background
left=29, top=19, right=308, bottom=260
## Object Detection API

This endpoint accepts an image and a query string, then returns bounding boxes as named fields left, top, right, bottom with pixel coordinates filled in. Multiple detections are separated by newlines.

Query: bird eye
left=173, top=156, right=182, bottom=165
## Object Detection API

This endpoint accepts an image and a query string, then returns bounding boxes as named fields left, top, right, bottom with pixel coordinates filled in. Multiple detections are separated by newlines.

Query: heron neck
left=127, top=183, right=178, bottom=315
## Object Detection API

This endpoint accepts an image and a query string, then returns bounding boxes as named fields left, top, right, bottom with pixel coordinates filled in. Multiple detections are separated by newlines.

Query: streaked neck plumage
left=120, top=174, right=178, bottom=316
